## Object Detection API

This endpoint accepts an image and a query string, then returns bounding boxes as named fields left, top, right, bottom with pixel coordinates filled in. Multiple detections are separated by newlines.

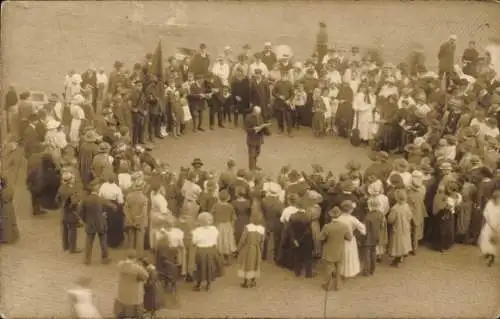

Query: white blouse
left=99, top=182, right=124, bottom=204
left=159, top=228, right=184, bottom=248
left=192, top=226, right=219, bottom=248
left=151, top=191, right=168, bottom=213
left=118, top=173, right=132, bottom=191
left=280, top=206, right=299, bottom=223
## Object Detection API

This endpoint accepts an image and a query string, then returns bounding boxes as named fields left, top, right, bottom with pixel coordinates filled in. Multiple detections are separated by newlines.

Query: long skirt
left=216, top=222, right=237, bottom=255
left=376, top=217, right=389, bottom=256
left=143, top=272, right=166, bottom=312
left=478, top=223, right=499, bottom=256
left=340, top=237, right=361, bottom=278
left=237, top=244, right=262, bottom=279
left=181, top=244, right=196, bottom=276
left=113, top=299, right=143, bottom=318
left=435, top=209, right=455, bottom=251
left=156, top=246, right=180, bottom=282
left=195, top=246, right=224, bottom=282
left=456, top=201, right=473, bottom=236
left=234, top=215, right=250, bottom=245
left=0, top=199, right=20, bottom=244
left=106, top=203, right=124, bottom=248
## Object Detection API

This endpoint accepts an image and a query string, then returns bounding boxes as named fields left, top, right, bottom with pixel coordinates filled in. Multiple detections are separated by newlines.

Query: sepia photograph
left=1, top=0, right=500, bottom=318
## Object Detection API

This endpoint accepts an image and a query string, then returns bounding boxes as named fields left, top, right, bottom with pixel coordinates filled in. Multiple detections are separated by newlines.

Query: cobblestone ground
left=1, top=127, right=500, bottom=318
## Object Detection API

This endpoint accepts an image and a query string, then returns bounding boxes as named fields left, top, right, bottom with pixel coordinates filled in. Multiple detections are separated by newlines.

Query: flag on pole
left=151, top=40, right=165, bottom=110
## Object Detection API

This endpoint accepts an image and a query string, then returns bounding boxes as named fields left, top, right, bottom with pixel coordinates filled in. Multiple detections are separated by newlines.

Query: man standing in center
left=244, top=106, right=269, bottom=171
left=249, top=69, right=272, bottom=121
left=272, top=71, right=294, bottom=136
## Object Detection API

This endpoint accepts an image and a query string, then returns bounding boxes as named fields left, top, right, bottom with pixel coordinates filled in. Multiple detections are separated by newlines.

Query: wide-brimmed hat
left=346, top=160, right=361, bottom=171
left=340, top=179, right=356, bottom=193
left=114, top=60, right=124, bottom=68
left=197, top=212, right=213, bottom=226
left=393, top=158, right=409, bottom=171
left=340, top=200, right=355, bottom=213
left=191, top=158, right=204, bottom=167
left=83, top=130, right=100, bottom=143
left=266, top=182, right=282, bottom=197
left=45, top=119, right=61, bottom=130
left=306, top=190, right=323, bottom=204
left=97, top=142, right=111, bottom=153
left=439, top=161, right=453, bottom=171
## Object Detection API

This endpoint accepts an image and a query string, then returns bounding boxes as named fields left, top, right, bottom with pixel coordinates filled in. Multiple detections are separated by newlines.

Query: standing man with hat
left=319, top=207, right=352, bottom=291
left=316, top=22, right=329, bottom=64
left=261, top=184, right=285, bottom=262
left=190, top=43, right=211, bottom=77
left=438, top=34, right=457, bottom=89
left=124, top=173, right=148, bottom=256
left=244, top=106, right=270, bottom=171
left=211, top=55, right=231, bottom=86
left=79, top=183, right=112, bottom=265
left=130, top=80, right=148, bottom=145
left=108, top=61, right=125, bottom=96
left=249, top=68, right=272, bottom=121
left=56, top=170, right=83, bottom=254
left=272, top=71, right=295, bottom=136
left=261, top=42, right=277, bottom=72
left=188, top=74, right=209, bottom=132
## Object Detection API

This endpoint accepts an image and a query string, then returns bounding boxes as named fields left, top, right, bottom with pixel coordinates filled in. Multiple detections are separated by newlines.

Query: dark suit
left=249, top=79, right=271, bottom=121
left=23, top=124, right=42, bottom=159
left=261, top=196, right=285, bottom=261
left=189, top=53, right=210, bottom=76
left=438, top=41, right=456, bottom=87
left=272, top=79, right=294, bottom=133
left=244, top=113, right=266, bottom=170
left=56, top=184, right=82, bottom=252
left=320, top=220, right=352, bottom=290
left=231, top=77, right=250, bottom=126
left=288, top=211, right=314, bottom=277
left=261, top=51, right=277, bottom=71
left=188, top=81, right=208, bottom=130
left=79, top=193, right=111, bottom=263
left=207, top=77, right=224, bottom=128
left=359, top=211, right=381, bottom=275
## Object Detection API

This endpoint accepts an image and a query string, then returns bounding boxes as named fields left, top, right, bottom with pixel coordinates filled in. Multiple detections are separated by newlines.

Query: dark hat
left=227, top=159, right=236, bottom=168
left=346, top=160, right=361, bottom=171
left=319, top=21, right=326, bottom=27
left=48, top=93, right=59, bottom=102
left=340, top=180, right=356, bottom=193
left=191, top=158, right=204, bottom=167
left=288, top=170, right=301, bottom=182
left=243, top=44, right=251, bottom=49
left=254, top=52, right=262, bottom=59
left=200, top=43, right=207, bottom=49
left=254, top=68, right=263, bottom=74
left=114, top=61, right=124, bottom=68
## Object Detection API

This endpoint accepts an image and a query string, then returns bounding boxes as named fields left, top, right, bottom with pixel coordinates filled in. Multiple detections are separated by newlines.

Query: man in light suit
left=319, top=207, right=352, bottom=291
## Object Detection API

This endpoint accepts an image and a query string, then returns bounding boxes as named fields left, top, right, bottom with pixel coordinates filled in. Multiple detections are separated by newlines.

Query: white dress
left=478, top=201, right=500, bottom=256
left=69, top=104, right=85, bottom=144
left=149, top=191, right=172, bottom=249
left=336, top=213, right=366, bottom=278
left=67, top=288, right=101, bottom=319
left=353, top=92, right=376, bottom=141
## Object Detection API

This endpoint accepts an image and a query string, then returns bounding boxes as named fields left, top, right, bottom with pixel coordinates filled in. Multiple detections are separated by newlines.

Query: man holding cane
left=244, top=106, right=270, bottom=171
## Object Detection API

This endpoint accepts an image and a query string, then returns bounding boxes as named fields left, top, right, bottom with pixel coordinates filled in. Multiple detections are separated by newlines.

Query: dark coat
left=79, top=193, right=113, bottom=234
left=23, top=124, right=42, bottom=158
left=438, top=41, right=456, bottom=73
left=249, top=78, right=271, bottom=109
left=231, top=77, right=250, bottom=112
left=360, top=210, right=381, bottom=246
left=244, top=113, right=265, bottom=146
left=56, top=184, right=82, bottom=224
left=261, top=196, right=285, bottom=231
left=189, top=53, right=210, bottom=76
left=261, top=51, right=277, bottom=71
left=188, top=82, right=207, bottom=111
left=319, top=220, right=352, bottom=263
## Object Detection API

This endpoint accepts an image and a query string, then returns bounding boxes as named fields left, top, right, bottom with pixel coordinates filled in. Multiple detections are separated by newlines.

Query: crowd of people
left=1, top=21, right=500, bottom=318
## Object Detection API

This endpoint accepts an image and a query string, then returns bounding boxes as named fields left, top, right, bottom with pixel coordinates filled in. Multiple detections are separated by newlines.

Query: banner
left=486, top=37, right=500, bottom=81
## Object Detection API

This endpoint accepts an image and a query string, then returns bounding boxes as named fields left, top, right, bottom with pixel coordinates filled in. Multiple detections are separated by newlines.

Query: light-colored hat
left=97, top=142, right=111, bottom=153
left=83, top=130, right=100, bottom=143
left=266, top=182, right=282, bottom=197
left=307, top=190, right=323, bottom=204
left=449, top=34, right=457, bottom=40
left=439, top=162, right=453, bottom=171
left=264, top=41, right=272, bottom=47
left=197, top=212, right=213, bottom=226
left=71, top=73, right=83, bottom=84
left=45, top=119, right=61, bottom=130
left=224, top=45, right=232, bottom=52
